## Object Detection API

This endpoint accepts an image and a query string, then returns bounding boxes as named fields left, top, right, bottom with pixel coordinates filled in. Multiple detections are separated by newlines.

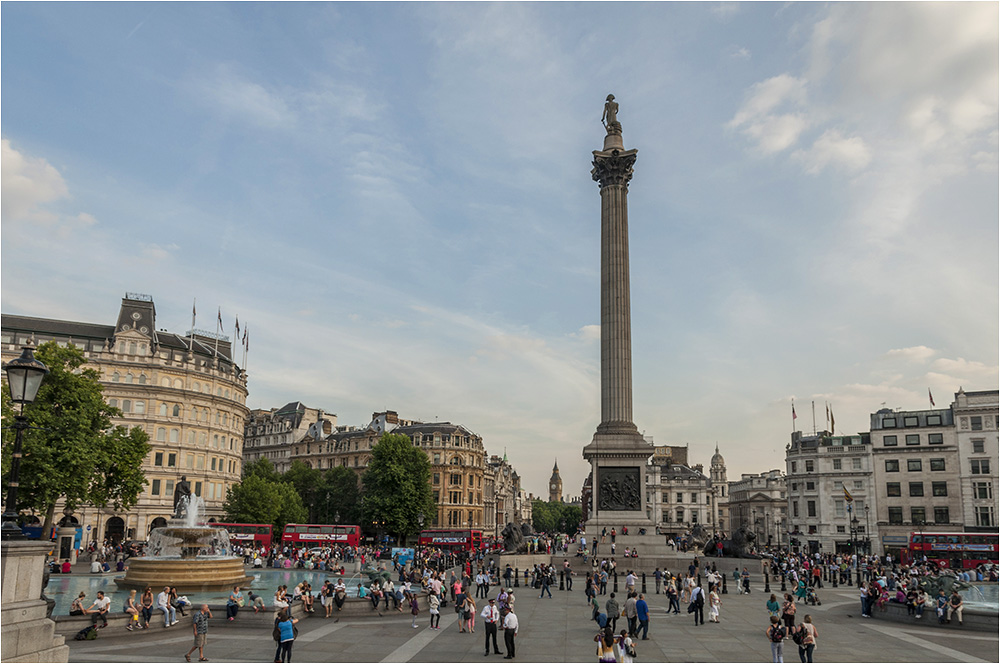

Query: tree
left=222, top=473, right=307, bottom=534
left=282, top=460, right=323, bottom=522
left=532, top=499, right=555, bottom=533
left=317, top=465, right=361, bottom=525
left=1, top=342, right=150, bottom=535
left=361, top=432, right=436, bottom=544
left=243, top=457, right=279, bottom=483
left=531, top=499, right=581, bottom=535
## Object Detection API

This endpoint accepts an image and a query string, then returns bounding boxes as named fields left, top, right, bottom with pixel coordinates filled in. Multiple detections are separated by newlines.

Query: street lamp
left=2, top=346, right=49, bottom=540
left=863, top=504, right=871, bottom=555
left=851, top=515, right=861, bottom=586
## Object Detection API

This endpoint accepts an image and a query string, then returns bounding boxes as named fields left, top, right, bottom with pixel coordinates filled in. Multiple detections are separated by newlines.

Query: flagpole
left=811, top=401, right=816, bottom=436
left=190, top=299, right=196, bottom=351
left=214, top=307, right=221, bottom=358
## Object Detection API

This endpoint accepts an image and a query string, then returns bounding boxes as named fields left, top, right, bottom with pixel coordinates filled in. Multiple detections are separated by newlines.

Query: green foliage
left=532, top=499, right=581, bottom=535
left=282, top=460, right=323, bottom=521
left=243, top=457, right=279, bottom=482
left=222, top=473, right=307, bottom=533
left=317, top=465, right=361, bottom=524
left=1, top=342, right=150, bottom=534
left=361, top=432, right=436, bottom=543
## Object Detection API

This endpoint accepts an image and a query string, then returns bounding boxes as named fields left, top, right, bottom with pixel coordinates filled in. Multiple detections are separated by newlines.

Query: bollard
left=514, top=568, right=519, bottom=588
left=559, top=570, right=565, bottom=590
left=613, top=571, right=619, bottom=594
left=822, top=566, right=828, bottom=582
left=832, top=571, right=838, bottom=588
left=697, top=573, right=702, bottom=588
left=765, top=572, right=770, bottom=593
left=641, top=572, right=647, bottom=594
left=846, top=570, right=853, bottom=587
left=780, top=574, right=786, bottom=592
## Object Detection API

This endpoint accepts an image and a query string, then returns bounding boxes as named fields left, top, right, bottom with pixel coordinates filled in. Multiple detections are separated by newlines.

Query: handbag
left=687, top=602, right=695, bottom=614
left=237, top=597, right=245, bottom=607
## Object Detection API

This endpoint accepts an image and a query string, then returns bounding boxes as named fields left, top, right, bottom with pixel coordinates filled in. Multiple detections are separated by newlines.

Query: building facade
left=953, top=389, right=999, bottom=531
left=549, top=460, right=563, bottom=503
left=244, top=402, right=335, bottom=474
left=728, top=470, right=787, bottom=549
left=710, top=445, right=730, bottom=535
left=785, top=431, right=876, bottom=555
left=2, top=293, right=248, bottom=542
left=870, top=406, right=961, bottom=559
left=655, top=462, right=712, bottom=537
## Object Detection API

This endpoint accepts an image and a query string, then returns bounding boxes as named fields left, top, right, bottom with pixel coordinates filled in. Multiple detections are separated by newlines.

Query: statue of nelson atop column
left=602, top=94, right=622, bottom=135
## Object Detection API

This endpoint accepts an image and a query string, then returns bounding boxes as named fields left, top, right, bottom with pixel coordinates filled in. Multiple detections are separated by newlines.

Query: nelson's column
left=583, top=95, right=655, bottom=534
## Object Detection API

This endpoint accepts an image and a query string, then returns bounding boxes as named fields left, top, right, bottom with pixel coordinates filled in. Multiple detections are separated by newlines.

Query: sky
left=2, top=2, right=997, bottom=500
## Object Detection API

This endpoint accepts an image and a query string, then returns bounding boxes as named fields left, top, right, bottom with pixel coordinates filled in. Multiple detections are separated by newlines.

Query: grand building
left=953, top=389, right=998, bottom=532
left=548, top=460, right=563, bottom=503
left=785, top=431, right=875, bottom=555
left=244, top=402, right=336, bottom=474
left=1, top=293, right=248, bottom=542
left=728, top=469, right=787, bottom=547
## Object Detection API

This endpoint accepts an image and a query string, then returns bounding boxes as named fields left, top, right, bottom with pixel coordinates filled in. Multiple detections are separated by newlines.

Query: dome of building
left=711, top=443, right=725, bottom=466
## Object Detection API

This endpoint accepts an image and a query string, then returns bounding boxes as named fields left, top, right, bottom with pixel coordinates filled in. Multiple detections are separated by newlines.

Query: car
left=308, top=547, right=327, bottom=556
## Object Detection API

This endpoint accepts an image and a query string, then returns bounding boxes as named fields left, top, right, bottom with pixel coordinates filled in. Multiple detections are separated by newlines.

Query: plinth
left=1, top=539, right=69, bottom=662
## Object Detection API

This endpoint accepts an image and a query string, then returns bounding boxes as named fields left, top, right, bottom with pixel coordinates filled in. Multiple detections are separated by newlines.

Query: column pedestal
left=1, top=540, right=69, bottom=663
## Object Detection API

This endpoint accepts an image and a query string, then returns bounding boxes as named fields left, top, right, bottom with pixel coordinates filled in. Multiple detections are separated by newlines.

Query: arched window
left=134, top=401, right=145, bottom=415
left=174, top=379, right=183, bottom=389
left=138, top=374, right=147, bottom=385
left=112, top=372, right=120, bottom=383
left=161, top=377, right=170, bottom=387
left=169, top=429, right=179, bottom=443
left=172, top=405, right=181, bottom=417
left=188, top=431, right=196, bottom=445
left=156, top=428, right=167, bottom=442
left=193, top=382, right=200, bottom=392
left=159, top=403, right=168, bottom=416
left=108, top=398, right=119, bottom=409
left=225, top=389, right=230, bottom=399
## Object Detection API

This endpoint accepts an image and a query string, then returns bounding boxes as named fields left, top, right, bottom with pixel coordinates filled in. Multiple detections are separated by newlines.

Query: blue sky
left=3, top=2, right=997, bottom=498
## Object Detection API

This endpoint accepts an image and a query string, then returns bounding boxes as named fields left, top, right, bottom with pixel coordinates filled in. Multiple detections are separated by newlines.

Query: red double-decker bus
left=216, top=523, right=273, bottom=547
left=904, top=532, right=999, bottom=569
left=282, top=524, right=362, bottom=546
left=418, top=529, right=483, bottom=551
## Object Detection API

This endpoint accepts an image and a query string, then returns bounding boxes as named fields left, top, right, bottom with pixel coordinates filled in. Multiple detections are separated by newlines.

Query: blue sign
left=392, top=548, right=415, bottom=566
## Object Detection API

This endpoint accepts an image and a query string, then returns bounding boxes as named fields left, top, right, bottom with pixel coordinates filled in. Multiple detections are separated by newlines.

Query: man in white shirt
left=87, top=590, right=111, bottom=628
left=476, top=571, right=487, bottom=598
left=481, top=597, right=502, bottom=655
left=502, top=608, right=518, bottom=659
left=334, top=578, right=347, bottom=612
left=156, top=586, right=177, bottom=627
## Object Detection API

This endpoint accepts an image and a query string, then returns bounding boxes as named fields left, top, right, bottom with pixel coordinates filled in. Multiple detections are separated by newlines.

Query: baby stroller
left=806, top=586, right=821, bottom=606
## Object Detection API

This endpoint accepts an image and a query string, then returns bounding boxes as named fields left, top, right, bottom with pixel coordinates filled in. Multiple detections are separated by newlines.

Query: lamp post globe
left=2, top=346, right=49, bottom=540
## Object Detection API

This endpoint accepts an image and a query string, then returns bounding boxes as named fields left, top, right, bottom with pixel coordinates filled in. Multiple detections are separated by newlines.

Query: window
left=135, top=401, right=145, bottom=414
left=836, top=525, right=846, bottom=533
left=793, top=502, right=799, bottom=518
left=433, top=473, right=440, bottom=484
left=451, top=473, right=462, bottom=485
left=165, top=480, right=175, bottom=498
left=972, top=439, right=985, bottom=453
left=156, top=428, right=167, bottom=442
left=971, top=416, right=983, bottom=431
left=173, top=405, right=181, bottom=417
left=154, top=452, right=163, bottom=466
left=152, top=479, right=161, bottom=496
left=833, top=458, right=842, bottom=470
left=972, top=459, right=991, bottom=474
left=807, top=501, right=816, bottom=517
left=905, top=434, right=920, bottom=446
left=122, top=400, right=132, bottom=413
left=169, top=429, right=179, bottom=443
left=910, top=506, right=926, bottom=524
left=903, top=416, right=919, bottom=428
left=932, top=482, right=948, bottom=497
left=885, top=460, right=900, bottom=472
left=933, top=507, right=949, bottom=524
left=975, top=506, right=995, bottom=527
left=805, top=460, right=814, bottom=472
left=834, top=499, right=845, bottom=517
left=690, top=492, right=698, bottom=503
left=888, top=507, right=903, bottom=524
left=907, top=459, right=922, bottom=472
left=929, top=458, right=945, bottom=471
left=112, top=372, right=120, bottom=383
left=677, top=493, right=684, bottom=503
left=790, top=462, right=797, bottom=473
left=886, top=483, right=901, bottom=497
left=927, top=433, right=943, bottom=445
left=791, top=483, right=798, bottom=491
left=853, top=480, right=863, bottom=490
left=909, top=482, right=924, bottom=497
left=926, top=414, right=942, bottom=426
left=806, top=481, right=815, bottom=491
left=974, top=481, right=993, bottom=500
left=883, top=435, right=898, bottom=447
left=852, top=458, right=862, bottom=470
left=197, top=455, right=205, bottom=470
left=433, top=454, right=441, bottom=464
left=833, top=481, right=843, bottom=490
left=194, top=482, right=202, bottom=497
left=167, top=453, right=176, bottom=467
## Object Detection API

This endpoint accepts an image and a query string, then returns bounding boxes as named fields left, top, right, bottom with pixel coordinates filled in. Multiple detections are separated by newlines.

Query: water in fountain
left=961, top=583, right=999, bottom=614
left=145, top=495, right=233, bottom=559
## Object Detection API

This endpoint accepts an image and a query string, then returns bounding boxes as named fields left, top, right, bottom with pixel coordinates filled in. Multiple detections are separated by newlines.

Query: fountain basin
left=113, top=557, right=252, bottom=593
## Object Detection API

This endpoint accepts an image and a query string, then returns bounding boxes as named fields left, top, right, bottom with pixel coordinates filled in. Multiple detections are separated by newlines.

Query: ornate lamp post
left=851, top=514, right=861, bottom=586
left=863, top=504, right=871, bottom=555
left=2, top=346, right=49, bottom=540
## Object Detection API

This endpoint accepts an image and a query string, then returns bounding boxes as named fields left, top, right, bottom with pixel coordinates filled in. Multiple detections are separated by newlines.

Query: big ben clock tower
left=549, top=460, right=563, bottom=503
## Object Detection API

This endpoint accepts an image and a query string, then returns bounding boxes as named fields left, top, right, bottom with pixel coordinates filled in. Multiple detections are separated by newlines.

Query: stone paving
left=66, top=572, right=998, bottom=664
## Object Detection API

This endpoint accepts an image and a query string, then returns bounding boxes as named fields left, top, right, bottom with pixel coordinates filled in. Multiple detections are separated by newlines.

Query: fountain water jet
left=114, top=494, right=252, bottom=593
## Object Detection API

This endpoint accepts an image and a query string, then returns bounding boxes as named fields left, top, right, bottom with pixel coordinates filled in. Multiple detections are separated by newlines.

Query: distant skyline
left=2, top=3, right=997, bottom=499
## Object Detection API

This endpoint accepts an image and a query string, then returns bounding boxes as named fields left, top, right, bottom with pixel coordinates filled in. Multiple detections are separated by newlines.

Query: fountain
left=114, top=481, right=252, bottom=593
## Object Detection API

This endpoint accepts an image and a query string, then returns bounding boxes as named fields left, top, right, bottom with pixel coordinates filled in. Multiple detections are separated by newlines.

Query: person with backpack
left=793, top=614, right=817, bottom=662
left=617, top=628, right=636, bottom=663
left=689, top=582, right=705, bottom=626
left=781, top=593, right=797, bottom=629
left=273, top=608, right=298, bottom=663
left=766, top=615, right=786, bottom=663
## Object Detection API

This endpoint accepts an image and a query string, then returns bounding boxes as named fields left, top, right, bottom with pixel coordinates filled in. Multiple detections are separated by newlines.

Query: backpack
left=769, top=625, right=785, bottom=643
left=791, top=626, right=805, bottom=646
left=75, top=626, right=98, bottom=641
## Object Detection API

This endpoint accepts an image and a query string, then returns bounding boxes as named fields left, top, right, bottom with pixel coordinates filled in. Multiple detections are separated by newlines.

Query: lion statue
left=703, top=526, right=758, bottom=558
left=501, top=522, right=529, bottom=554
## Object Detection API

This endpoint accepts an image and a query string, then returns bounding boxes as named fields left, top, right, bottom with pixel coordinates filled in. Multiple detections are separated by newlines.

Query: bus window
left=307, top=526, right=321, bottom=534
left=947, top=535, right=959, bottom=545
left=321, top=526, right=333, bottom=534
left=258, top=526, right=270, bottom=535
left=912, top=535, right=922, bottom=544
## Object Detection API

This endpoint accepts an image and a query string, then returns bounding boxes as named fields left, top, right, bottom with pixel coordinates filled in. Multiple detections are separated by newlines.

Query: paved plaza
left=66, top=577, right=997, bottom=663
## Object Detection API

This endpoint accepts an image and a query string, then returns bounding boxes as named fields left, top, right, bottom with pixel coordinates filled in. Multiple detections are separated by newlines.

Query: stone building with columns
left=1, top=293, right=248, bottom=542
left=244, top=402, right=336, bottom=474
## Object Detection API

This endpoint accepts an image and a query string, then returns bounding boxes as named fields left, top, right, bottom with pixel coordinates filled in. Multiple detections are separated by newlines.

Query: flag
left=217, top=307, right=223, bottom=332
left=243, top=327, right=248, bottom=351
left=192, top=300, right=197, bottom=318
left=792, top=402, right=797, bottom=420
left=830, top=406, right=835, bottom=435
left=929, top=388, right=935, bottom=407
left=844, top=486, right=853, bottom=503
left=826, top=403, right=830, bottom=429
left=235, top=316, right=240, bottom=339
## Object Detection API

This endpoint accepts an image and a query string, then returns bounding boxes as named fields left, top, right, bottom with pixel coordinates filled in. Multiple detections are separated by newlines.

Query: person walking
left=410, top=591, right=421, bottom=629
left=781, top=594, right=797, bottom=629
left=635, top=593, right=650, bottom=640
left=539, top=570, right=553, bottom=599
left=594, top=627, right=616, bottom=663
left=605, top=593, right=620, bottom=633
left=617, top=629, right=636, bottom=664
left=502, top=608, right=518, bottom=659
left=708, top=586, right=721, bottom=623
left=482, top=597, right=502, bottom=655
left=184, top=604, right=212, bottom=663
left=767, top=615, right=786, bottom=663
left=624, top=592, right=638, bottom=636
left=795, top=615, right=817, bottom=662
left=273, top=608, right=298, bottom=663
left=666, top=578, right=680, bottom=614
left=428, top=591, right=441, bottom=629
left=766, top=594, right=781, bottom=620
left=464, top=593, right=478, bottom=633
left=690, top=583, right=705, bottom=626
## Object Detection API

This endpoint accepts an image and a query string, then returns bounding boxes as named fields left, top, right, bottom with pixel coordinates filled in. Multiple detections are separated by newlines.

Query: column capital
left=592, top=148, right=638, bottom=189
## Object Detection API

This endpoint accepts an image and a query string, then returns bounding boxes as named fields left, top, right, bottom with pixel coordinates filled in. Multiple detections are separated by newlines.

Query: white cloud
left=711, top=2, right=741, bottom=19
left=795, top=129, right=872, bottom=174
left=729, top=46, right=751, bottom=60
left=192, top=64, right=295, bottom=129
left=727, top=75, right=809, bottom=153
left=1, top=138, right=69, bottom=222
left=884, top=346, right=936, bottom=363
left=576, top=325, right=600, bottom=342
